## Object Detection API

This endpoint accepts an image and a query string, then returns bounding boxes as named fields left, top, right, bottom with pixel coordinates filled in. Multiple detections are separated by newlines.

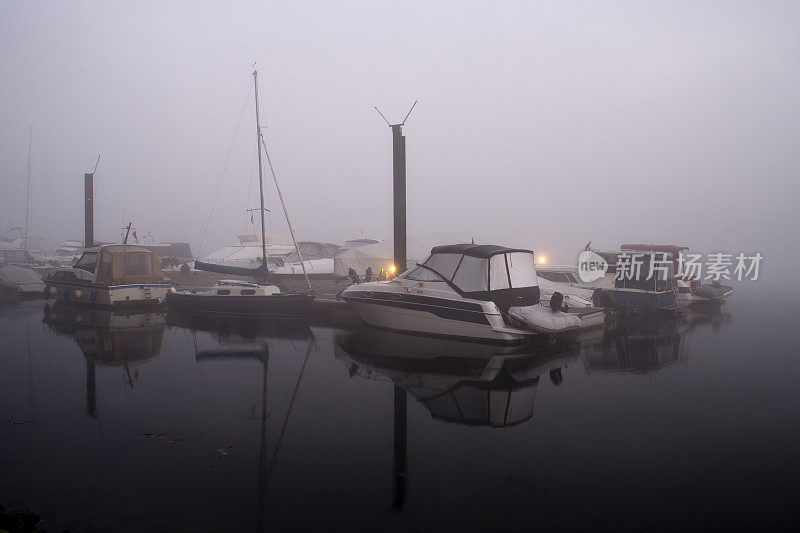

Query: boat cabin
left=400, top=244, right=540, bottom=312
left=613, top=251, right=678, bottom=292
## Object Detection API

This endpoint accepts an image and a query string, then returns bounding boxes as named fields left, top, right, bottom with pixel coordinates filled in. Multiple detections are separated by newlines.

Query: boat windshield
left=401, top=265, right=446, bottom=282
left=418, top=250, right=539, bottom=294
left=74, top=252, right=98, bottom=273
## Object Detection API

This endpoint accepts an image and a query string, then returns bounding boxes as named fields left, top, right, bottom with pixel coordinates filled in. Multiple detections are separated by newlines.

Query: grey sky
left=1, top=1, right=798, bottom=277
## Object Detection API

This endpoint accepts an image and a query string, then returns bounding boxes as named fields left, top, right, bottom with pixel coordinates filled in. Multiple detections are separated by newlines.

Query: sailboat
left=166, top=69, right=314, bottom=317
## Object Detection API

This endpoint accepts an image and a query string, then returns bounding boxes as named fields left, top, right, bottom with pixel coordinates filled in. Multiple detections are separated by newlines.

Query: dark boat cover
left=194, top=260, right=271, bottom=277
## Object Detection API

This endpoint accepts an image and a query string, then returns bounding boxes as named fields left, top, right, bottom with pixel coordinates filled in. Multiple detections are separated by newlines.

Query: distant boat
left=167, top=69, right=314, bottom=317
left=0, top=263, right=46, bottom=301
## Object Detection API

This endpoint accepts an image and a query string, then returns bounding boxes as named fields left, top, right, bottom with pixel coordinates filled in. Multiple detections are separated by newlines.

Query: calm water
left=1, top=289, right=798, bottom=531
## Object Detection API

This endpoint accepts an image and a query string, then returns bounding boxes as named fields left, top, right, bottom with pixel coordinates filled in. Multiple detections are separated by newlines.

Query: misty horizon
left=2, top=1, right=798, bottom=276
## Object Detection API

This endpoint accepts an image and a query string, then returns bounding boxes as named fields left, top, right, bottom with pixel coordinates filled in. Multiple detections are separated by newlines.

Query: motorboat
left=44, top=244, right=171, bottom=307
left=340, top=244, right=605, bottom=343
left=592, top=249, right=682, bottom=314
left=620, top=244, right=733, bottom=305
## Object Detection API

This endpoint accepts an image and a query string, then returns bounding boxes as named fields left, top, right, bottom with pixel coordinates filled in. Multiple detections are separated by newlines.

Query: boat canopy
left=404, top=244, right=540, bottom=310
left=0, top=264, right=45, bottom=293
left=94, top=245, right=164, bottom=286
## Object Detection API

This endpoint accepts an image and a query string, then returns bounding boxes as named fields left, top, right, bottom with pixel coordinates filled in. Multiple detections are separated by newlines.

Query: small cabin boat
left=341, top=244, right=604, bottom=343
left=44, top=244, right=170, bottom=307
left=593, top=251, right=682, bottom=314
left=620, top=244, right=733, bottom=305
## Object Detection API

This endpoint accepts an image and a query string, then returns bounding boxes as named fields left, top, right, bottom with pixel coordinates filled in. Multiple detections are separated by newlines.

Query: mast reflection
left=188, top=320, right=315, bottom=533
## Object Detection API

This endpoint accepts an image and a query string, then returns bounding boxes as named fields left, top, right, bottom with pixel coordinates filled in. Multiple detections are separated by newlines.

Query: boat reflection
left=166, top=308, right=312, bottom=342
left=335, top=327, right=580, bottom=428
left=43, top=302, right=166, bottom=417
left=334, top=326, right=579, bottom=511
left=581, top=306, right=732, bottom=374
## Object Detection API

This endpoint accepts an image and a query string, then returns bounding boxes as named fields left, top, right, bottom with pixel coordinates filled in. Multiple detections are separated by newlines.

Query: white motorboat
left=341, top=244, right=605, bottom=343
left=44, top=244, right=171, bottom=307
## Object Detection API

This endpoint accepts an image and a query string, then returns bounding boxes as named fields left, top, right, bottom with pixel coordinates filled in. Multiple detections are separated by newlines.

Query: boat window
left=489, top=255, right=509, bottom=290
left=566, top=273, right=578, bottom=283
left=507, top=252, right=537, bottom=288
left=536, top=271, right=560, bottom=283
left=401, top=265, right=446, bottom=282
left=452, top=255, right=488, bottom=292
left=74, top=252, right=98, bottom=273
left=422, top=253, right=462, bottom=280
left=216, top=289, right=231, bottom=295
left=123, top=253, right=153, bottom=275
left=241, top=289, right=256, bottom=295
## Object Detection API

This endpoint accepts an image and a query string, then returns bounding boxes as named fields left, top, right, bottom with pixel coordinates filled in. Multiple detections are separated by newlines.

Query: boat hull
left=601, top=288, right=681, bottom=313
left=166, top=291, right=314, bottom=317
left=341, top=293, right=534, bottom=343
left=45, top=280, right=170, bottom=307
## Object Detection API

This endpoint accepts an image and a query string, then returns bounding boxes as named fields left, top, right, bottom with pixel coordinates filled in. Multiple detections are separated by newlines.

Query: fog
left=2, top=1, right=798, bottom=280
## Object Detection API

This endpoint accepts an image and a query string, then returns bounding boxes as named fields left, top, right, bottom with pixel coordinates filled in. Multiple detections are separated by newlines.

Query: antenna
left=374, top=107, right=391, bottom=127
left=401, top=100, right=418, bottom=125
left=92, top=155, right=101, bottom=174
left=374, top=100, right=419, bottom=127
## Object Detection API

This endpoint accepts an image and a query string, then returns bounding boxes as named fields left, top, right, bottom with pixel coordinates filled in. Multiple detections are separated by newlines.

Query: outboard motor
left=348, top=268, right=361, bottom=285
left=550, top=291, right=564, bottom=312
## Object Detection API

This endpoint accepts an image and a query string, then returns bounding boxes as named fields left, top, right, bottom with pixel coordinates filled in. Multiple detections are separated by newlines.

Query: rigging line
left=245, top=141, right=257, bottom=234
left=196, top=82, right=253, bottom=255
left=266, top=339, right=312, bottom=480
left=259, top=133, right=312, bottom=290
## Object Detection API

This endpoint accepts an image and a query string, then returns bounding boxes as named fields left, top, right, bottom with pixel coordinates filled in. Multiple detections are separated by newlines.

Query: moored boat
left=341, top=244, right=604, bottom=343
left=44, top=244, right=170, bottom=307
left=166, top=279, right=313, bottom=317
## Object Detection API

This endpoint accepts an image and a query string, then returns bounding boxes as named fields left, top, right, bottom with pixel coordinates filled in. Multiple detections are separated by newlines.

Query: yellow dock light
left=538, top=256, right=547, bottom=265
left=390, top=264, right=397, bottom=275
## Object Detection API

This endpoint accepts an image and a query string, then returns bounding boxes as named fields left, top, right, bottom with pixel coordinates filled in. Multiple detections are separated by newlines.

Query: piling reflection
left=42, top=302, right=166, bottom=416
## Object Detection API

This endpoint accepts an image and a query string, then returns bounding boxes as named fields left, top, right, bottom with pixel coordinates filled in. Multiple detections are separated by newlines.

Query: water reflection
left=335, top=327, right=579, bottom=428
left=187, top=318, right=316, bottom=533
left=167, top=308, right=313, bottom=343
left=43, top=302, right=166, bottom=417
left=582, top=306, right=733, bottom=374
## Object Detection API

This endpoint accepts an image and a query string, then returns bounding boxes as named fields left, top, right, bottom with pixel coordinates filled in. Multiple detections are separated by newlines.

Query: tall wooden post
left=392, top=124, right=406, bottom=273
left=84, top=173, right=94, bottom=247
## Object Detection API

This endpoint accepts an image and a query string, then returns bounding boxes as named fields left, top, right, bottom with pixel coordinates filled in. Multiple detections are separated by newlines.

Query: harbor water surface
left=1, top=286, right=798, bottom=531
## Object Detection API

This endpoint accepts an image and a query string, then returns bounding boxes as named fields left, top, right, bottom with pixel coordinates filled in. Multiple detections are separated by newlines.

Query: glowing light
left=390, top=264, right=397, bottom=274
left=538, top=256, right=547, bottom=265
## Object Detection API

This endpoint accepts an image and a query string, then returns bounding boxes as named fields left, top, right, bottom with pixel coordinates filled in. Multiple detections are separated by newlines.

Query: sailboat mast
left=24, top=127, right=31, bottom=257
left=253, top=70, right=269, bottom=269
